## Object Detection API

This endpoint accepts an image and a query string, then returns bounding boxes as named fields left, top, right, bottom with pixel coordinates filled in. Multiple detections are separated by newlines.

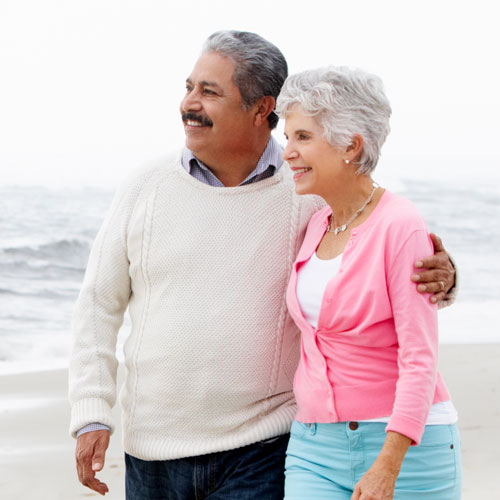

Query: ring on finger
left=439, top=281, right=445, bottom=291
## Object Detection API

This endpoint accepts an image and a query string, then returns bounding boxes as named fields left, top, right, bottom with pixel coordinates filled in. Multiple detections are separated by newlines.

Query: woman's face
left=282, top=106, right=345, bottom=197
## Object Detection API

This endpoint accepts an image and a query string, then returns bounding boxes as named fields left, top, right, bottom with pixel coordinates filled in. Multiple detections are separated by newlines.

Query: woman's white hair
left=277, top=66, right=392, bottom=174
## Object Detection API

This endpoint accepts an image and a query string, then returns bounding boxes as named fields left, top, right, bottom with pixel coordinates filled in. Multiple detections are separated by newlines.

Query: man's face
left=180, top=51, right=257, bottom=165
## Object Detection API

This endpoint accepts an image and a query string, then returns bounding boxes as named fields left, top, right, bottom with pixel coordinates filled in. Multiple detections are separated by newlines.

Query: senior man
left=69, top=30, right=456, bottom=499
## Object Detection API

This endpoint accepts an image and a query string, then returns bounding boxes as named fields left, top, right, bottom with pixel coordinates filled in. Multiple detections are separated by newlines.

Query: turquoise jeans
left=285, top=421, right=462, bottom=499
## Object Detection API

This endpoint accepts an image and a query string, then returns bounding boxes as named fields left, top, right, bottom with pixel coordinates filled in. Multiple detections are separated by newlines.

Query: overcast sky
left=1, top=0, right=498, bottom=188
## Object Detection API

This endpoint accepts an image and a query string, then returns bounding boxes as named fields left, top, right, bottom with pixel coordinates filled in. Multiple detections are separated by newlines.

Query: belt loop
left=308, top=423, right=317, bottom=435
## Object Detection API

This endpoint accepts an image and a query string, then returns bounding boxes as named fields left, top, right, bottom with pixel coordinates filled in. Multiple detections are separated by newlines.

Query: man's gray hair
left=203, top=30, right=288, bottom=129
left=277, top=66, right=392, bottom=174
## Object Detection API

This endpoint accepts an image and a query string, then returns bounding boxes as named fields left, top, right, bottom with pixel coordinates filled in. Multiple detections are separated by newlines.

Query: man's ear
left=253, top=96, right=276, bottom=126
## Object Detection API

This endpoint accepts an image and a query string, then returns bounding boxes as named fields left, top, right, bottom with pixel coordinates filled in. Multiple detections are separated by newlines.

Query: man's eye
left=203, top=89, right=216, bottom=95
left=298, top=134, right=309, bottom=140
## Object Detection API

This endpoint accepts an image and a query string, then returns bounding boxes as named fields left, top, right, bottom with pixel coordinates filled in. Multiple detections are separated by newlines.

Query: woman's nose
left=282, top=143, right=298, bottom=161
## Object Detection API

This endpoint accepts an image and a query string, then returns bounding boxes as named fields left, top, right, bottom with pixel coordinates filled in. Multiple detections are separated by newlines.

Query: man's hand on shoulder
left=76, top=430, right=110, bottom=496
left=412, top=233, right=456, bottom=304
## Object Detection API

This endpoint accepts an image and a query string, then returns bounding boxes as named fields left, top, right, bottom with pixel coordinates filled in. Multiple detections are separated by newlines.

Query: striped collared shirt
left=181, top=135, right=284, bottom=186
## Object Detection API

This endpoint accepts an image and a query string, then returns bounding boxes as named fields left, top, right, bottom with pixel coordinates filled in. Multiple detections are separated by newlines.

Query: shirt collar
left=181, top=135, right=284, bottom=187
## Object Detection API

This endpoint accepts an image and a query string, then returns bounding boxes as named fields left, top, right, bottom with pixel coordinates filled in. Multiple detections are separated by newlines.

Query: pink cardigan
left=286, top=190, right=450, bottom=445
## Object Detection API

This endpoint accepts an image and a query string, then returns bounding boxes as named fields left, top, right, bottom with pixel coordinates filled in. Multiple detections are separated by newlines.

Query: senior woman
left=277, top=67, right=461, bottom=500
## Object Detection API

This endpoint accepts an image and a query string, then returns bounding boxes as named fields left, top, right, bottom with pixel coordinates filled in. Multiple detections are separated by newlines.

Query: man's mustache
left=182, top=112, right=213, bottom=127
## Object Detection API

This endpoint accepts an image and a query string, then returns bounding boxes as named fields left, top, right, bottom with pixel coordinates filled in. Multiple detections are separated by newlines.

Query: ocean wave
left=0, top=260, right=86, bottom=280
left=1, top=237, right=90, bottom=258
left=0, top=238, right=91, bottom=272
left=0, top=286, right=78, bottom=300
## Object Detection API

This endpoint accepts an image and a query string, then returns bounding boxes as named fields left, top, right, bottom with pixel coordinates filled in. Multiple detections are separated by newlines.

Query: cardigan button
left=349, top=421, right=359, bottom=430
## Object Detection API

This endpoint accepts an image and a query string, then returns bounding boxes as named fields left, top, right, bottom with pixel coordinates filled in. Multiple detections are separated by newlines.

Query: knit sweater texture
left=69, top=151, right=322, bottom=460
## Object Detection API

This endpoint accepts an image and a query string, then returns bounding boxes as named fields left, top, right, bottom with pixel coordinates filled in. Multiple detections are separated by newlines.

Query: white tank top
left=295, top=251, right=458, bottom=425
left=296, top=251, right=342, bottom=329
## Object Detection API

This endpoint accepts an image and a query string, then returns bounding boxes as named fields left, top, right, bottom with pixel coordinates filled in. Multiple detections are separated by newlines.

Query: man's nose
left=181, top=89, right=202, bottom=112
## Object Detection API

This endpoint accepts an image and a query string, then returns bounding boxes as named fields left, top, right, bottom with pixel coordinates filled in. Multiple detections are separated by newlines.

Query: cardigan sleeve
left=385, top=228, right=439, bottom=445
left=68, top=175, right=140, bottom=438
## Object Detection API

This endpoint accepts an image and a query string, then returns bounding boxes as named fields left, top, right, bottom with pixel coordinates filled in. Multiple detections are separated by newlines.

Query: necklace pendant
left=333, top=224, right=346, bottom=235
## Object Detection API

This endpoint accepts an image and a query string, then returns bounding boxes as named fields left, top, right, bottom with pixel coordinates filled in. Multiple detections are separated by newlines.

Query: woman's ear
left=346, top=134, right=364, bottom=162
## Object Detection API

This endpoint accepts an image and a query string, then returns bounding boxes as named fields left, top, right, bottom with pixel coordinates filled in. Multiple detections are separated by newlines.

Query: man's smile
left=182, top=112, right=213, bottom=128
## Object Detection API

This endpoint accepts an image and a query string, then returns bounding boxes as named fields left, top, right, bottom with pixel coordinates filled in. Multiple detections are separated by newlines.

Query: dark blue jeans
left=125, top=434, right=289, bottom=500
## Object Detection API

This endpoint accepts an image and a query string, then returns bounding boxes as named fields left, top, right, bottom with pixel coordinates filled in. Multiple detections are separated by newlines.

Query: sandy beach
left=0, top=343, right=498, bottom=499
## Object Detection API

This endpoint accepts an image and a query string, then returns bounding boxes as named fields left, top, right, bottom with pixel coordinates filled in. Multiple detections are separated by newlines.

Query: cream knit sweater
left=69, top=151, right=322, bottom=460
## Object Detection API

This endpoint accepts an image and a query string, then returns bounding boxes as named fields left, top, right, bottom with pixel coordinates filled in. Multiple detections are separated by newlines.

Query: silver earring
left=344, top=159, right=350, bottom=164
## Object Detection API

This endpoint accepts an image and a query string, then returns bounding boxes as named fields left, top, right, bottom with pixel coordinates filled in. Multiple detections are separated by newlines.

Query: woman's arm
left=386, top=228, right=440, bottom=444
left=351, top=431, right=411, bottom=500
left=350, top=226, right=440, bottom=499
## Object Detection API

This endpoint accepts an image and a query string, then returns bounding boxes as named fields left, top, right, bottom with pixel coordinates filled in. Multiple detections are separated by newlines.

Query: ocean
left=1, top=180, right=499, bottom=374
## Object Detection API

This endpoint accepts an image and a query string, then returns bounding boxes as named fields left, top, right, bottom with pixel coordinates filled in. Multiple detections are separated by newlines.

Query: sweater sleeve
left=68, top=175, right=140, bottom=438
left=385, top=228, right=439, bottom=446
